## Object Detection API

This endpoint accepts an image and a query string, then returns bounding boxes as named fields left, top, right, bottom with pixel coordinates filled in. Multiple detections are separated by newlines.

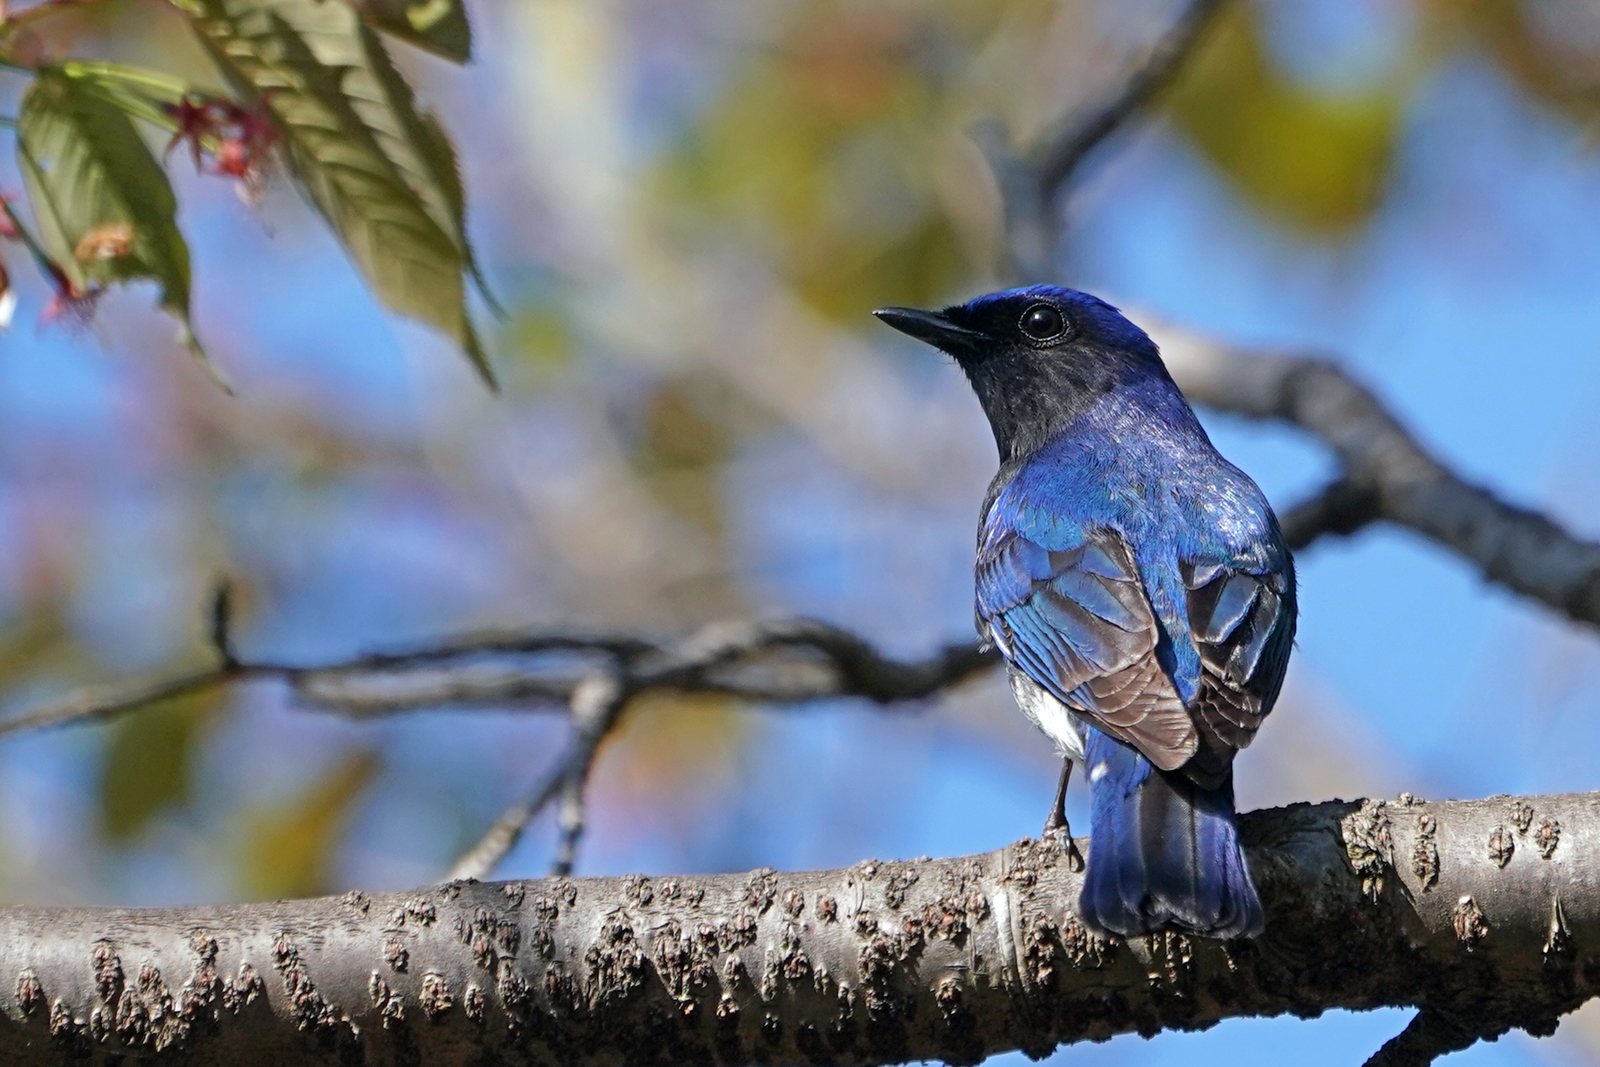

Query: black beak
left=873, top=306, right=984, bottom=353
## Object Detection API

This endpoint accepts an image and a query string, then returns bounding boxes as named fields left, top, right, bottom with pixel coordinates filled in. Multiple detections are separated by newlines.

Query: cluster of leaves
left=0, top=0, right=494, bottom=386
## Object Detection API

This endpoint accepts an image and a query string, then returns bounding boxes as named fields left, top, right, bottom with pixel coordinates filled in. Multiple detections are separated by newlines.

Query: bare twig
left=444, top=621, right=1003, bottom=880
left=446, top=673, right=626, bottom=882
left=0, top=611, right=995, bottom=882
left=0, top=665, right=247, bottom=739
left=442, top=758, right=569, bottom=883
left=549, top=774, right=587, bottom=878
left=209, top=579, right=239, bottom=670
left=1030, top=0, right=1229, bottom=204
left=0, top=618, right=996, bottom=740
left=996, top=0, right=1230, bottom=279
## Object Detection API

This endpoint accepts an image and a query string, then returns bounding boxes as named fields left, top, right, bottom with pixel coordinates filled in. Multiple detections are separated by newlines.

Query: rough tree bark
left=0, top=791, right=1592, bottom=1065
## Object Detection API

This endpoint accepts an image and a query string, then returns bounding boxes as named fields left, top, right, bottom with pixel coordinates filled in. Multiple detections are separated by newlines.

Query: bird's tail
left=1078, top=728, right=1263, bottom=939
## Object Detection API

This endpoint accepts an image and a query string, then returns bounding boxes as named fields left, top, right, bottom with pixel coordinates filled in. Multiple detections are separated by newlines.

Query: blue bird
left=875, top=286, right=1295, bottom=939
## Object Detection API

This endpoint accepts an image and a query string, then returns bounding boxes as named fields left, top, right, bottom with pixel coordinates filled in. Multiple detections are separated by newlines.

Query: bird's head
left=874, top=285, right=1172, bottom=461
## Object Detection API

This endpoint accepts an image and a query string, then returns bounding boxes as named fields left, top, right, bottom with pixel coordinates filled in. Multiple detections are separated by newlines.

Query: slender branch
left=443, top=760, right=569, bottom=883
left=209, top=580, right=239, bottom=670
left=441, top=621, right=998, bottom=880
left=0, top=614, right=995, bottom=881
left=1030, top=0, right=1228, bottom=204
left=996, top=0, right=1229, bottom=280
left=446, top=673, right=626, bottom=882
left=549, top=774, right=587, bottom=877
left=0, top=665, right=247, bottom=739
left=0, top=619, right=996, bottom=740
left=0, top=791, right=1591, bottom=1066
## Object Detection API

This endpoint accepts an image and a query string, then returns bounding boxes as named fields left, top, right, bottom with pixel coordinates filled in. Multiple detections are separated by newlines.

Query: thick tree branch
left=1361, top=1010, right=1481, bottom=1067
left=1276, top=475, right=1383, bottom=552
left=0, top=791, right=1590, bottom=1066
left=1157, top=331, right=1600, bottom=629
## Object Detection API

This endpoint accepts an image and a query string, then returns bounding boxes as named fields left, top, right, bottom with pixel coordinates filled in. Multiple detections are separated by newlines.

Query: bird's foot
left=1041, top=819, right=1085, bottom=873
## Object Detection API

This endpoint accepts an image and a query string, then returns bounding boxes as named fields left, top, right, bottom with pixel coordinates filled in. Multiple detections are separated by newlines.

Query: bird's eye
left=1019, top=303, right=1067, bottom=343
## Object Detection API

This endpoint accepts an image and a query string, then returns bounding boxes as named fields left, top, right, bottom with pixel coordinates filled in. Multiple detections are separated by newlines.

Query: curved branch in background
left=0, top=791, right=1591, bottom=1066
left=996, top=0, right=1230, bottom=280
left=0, top=618, right=997, bottom=740
left=1029, top=0, right=1229, bottom=202
left=1156, top=328, right=1600, bottom=630
left=1275, top=475, right=1382, bottom=552
left=0, top=613, right=998, bottom=883
left=437, top=622, right=997, bottom=881
left=987, top=0, right=1600, bottom=633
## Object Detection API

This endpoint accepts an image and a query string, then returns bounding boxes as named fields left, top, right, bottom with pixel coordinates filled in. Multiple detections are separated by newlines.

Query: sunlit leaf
left=181, top=0, right=496, bottom=386
left=97, top=690, right=222, bottom=843
left=17, top=65, right=204, bottom=354
left=52, top=62, right=190, bottom=132
left=241, top=751, right=379, bottom=899
left=1166, top=2, right=1402, bottom=235
left=348, top=0, right=471, bottom=63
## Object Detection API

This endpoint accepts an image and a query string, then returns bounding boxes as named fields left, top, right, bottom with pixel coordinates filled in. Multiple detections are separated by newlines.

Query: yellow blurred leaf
left=507, top=303, right=574, bottom=381
left=1167, top=2, right=1402, bottom=234
left=657, top=3, right=973, bottom=318
left=240, top=751, right=378, bottom=899
left=629, top=374, right=745, bottom=541
left=98, top=690, right=223, bottom=843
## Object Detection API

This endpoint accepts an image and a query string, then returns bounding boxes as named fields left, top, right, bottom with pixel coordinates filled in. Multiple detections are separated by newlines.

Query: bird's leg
left=1042, top=757, right=1085, bottom=872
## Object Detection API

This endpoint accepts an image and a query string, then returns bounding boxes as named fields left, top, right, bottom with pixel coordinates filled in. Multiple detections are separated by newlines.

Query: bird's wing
left=977, top=524, right=1199, bottom=772
left=1180, top=557, right=1295, bottom=782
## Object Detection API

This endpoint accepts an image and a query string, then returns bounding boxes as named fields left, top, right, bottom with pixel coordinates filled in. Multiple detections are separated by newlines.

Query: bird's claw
left=1041, top=823, right=1085, bottom=873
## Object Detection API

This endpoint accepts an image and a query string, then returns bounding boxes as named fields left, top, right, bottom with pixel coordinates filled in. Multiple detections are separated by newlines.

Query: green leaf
left=349, top=0, right=471, bottom=64
left=413, top=105, right=502, bottom=317
left=53, top=62, right=191, bottom=133
left=98, top=690, right=222, bottom=843
left=183, top=0, right=497, bottom=387
left=240, top=750, right=379, bottom=899
left=16, top=65, right=205, bottom=356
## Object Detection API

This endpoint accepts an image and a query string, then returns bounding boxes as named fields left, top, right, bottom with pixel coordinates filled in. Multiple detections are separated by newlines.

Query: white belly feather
left=1007, top=668, right=1087, bottom=763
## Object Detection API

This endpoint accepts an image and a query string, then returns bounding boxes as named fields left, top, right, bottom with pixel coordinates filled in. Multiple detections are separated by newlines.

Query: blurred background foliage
left=3, top=0, right=1600, bottom=1062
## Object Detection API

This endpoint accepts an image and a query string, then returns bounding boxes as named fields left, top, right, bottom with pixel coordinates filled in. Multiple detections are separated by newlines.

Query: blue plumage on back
left=875, top=286, right=1295, bottom=940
